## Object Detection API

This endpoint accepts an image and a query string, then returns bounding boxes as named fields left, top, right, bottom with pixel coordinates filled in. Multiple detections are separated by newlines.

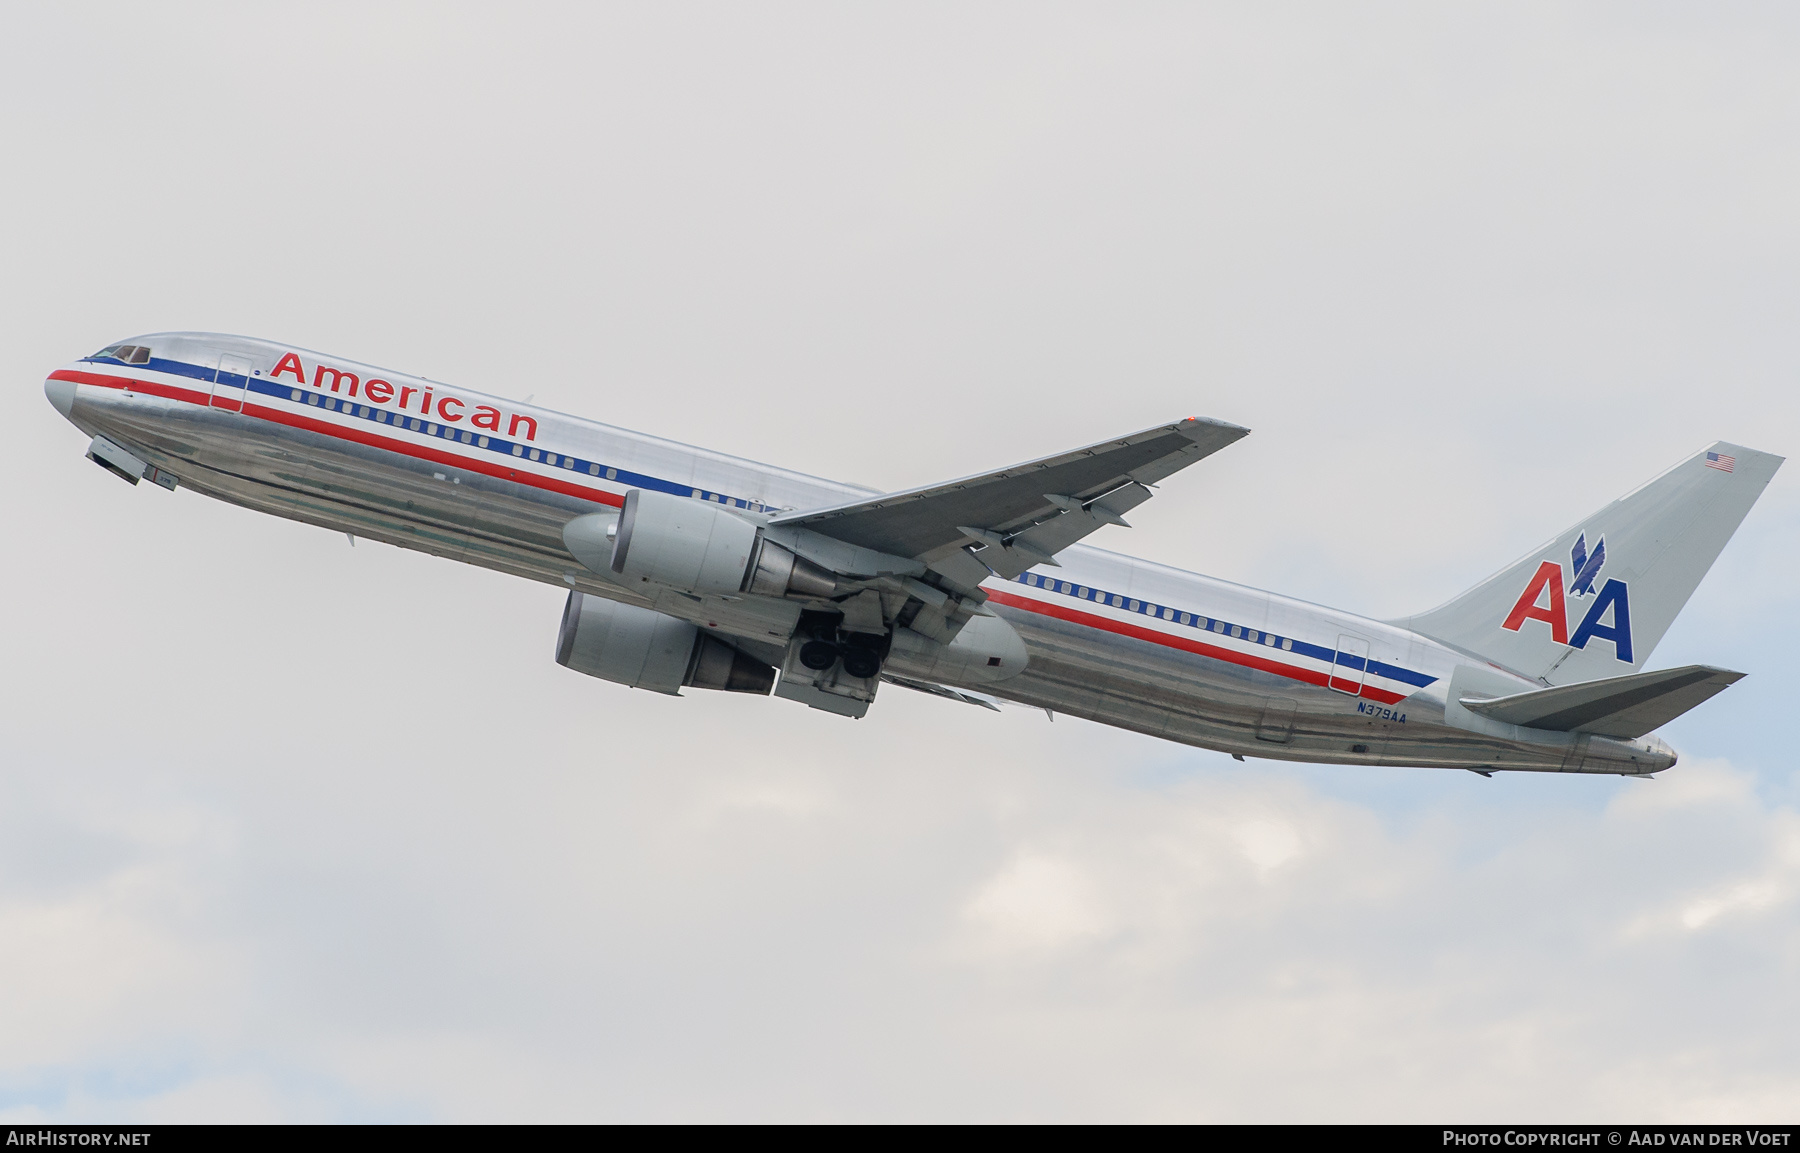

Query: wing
left=768, top=417, right=1248, bottom=586
left=881, top=674, right=1003, bottom=712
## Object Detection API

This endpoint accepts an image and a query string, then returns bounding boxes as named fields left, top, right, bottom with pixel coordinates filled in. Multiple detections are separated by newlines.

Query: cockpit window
left=94, top=344, right=151, bottom=364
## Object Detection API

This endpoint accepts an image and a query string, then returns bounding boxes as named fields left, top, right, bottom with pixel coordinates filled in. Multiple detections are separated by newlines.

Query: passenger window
left=546, top=454, right=558, bottom=466
left=588, top=464, right=599, bottom=476
left=529, top=449, right=540, bottom=461
left=1281, top=638, right=1293, bottom=650
left=478, top=436, right=489, bottom=448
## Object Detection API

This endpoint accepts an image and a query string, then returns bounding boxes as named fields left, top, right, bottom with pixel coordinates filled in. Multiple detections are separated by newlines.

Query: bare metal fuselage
left=46, top=332, right=1676, bottom=777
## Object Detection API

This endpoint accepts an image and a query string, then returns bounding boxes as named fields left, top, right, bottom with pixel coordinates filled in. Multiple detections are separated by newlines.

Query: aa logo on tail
left=1500, top=533, right=1633, bottom=662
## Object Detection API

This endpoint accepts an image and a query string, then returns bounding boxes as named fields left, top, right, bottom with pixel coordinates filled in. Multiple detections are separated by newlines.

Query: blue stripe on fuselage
left=90, top=354, right=773, bottom=510
left=90, top=354, right=1439, bottom=692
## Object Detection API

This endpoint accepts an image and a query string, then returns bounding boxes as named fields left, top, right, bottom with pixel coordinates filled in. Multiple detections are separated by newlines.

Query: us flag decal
left=1706, top=452, right=1736, bottom=473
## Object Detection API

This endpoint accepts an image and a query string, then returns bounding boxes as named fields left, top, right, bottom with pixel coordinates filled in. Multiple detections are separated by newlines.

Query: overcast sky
left=2, top=2, right=1797, bottom=1121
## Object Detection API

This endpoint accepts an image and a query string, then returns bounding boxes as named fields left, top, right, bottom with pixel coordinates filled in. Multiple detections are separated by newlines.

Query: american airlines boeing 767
left=46, top=334, right=1782, bottom=776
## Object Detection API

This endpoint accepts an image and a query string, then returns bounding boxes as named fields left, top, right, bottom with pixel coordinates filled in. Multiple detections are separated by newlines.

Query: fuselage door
left=1329, top=633, right=1370, bottom=695
left=1256, top=697, right=1298, bottom=743
left=210, top=353, right=254, bottom=412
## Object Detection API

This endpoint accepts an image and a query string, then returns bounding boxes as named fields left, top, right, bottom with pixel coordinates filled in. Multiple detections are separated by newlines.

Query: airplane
left=45, top=333, right=1783, bottom=777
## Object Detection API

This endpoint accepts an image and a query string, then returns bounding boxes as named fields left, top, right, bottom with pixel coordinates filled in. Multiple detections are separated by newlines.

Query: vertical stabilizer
left=1398, top=442, right=1781, bottom=684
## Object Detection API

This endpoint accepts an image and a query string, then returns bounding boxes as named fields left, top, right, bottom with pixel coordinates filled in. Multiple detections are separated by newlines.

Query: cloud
left=964, top=852, right=1114, bottom=950
left=1, top=714, right=1795, bottom=1121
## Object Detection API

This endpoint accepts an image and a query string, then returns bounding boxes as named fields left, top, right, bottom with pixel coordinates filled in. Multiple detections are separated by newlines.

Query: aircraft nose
left=45, top=374, right=77, bottom=420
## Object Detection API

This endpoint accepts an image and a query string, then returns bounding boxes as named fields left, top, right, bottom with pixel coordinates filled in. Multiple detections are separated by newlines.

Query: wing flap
left=1459, top=664, right=1745, bottom=738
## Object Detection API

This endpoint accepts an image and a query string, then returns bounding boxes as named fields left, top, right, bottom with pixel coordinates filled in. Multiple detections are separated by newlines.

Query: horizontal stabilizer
left=1459, top=664, right=1744, bottom=738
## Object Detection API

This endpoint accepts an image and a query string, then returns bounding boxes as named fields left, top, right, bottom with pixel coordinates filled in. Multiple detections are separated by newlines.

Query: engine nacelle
left=563, top=492, right=840, bottom=600
left=555, top=591, right=775, bottom=696
left=610, top=489, right=760, bottom=594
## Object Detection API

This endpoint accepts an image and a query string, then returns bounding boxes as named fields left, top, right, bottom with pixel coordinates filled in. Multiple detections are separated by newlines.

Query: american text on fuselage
left=46, top=333, right=1782, bottom=776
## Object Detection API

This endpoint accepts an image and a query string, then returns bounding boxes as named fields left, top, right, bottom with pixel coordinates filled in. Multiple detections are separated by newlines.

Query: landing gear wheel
left=799, top=640, right=840, bottom=670
left=841, top=648, right=881, bottom=679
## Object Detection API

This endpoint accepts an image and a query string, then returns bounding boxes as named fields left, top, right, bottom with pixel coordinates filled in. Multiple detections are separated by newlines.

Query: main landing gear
left=794, top=611, right=888, bottom=679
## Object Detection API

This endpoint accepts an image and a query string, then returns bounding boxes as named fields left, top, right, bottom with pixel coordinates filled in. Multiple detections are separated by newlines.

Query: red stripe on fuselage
left=51, top=367, right=205, bottom=400
left=49, top=368, right=627, bottom=509
left=59, top=364, right=1401, bottom=699
left=986, top=587, right=1407, bottom=705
